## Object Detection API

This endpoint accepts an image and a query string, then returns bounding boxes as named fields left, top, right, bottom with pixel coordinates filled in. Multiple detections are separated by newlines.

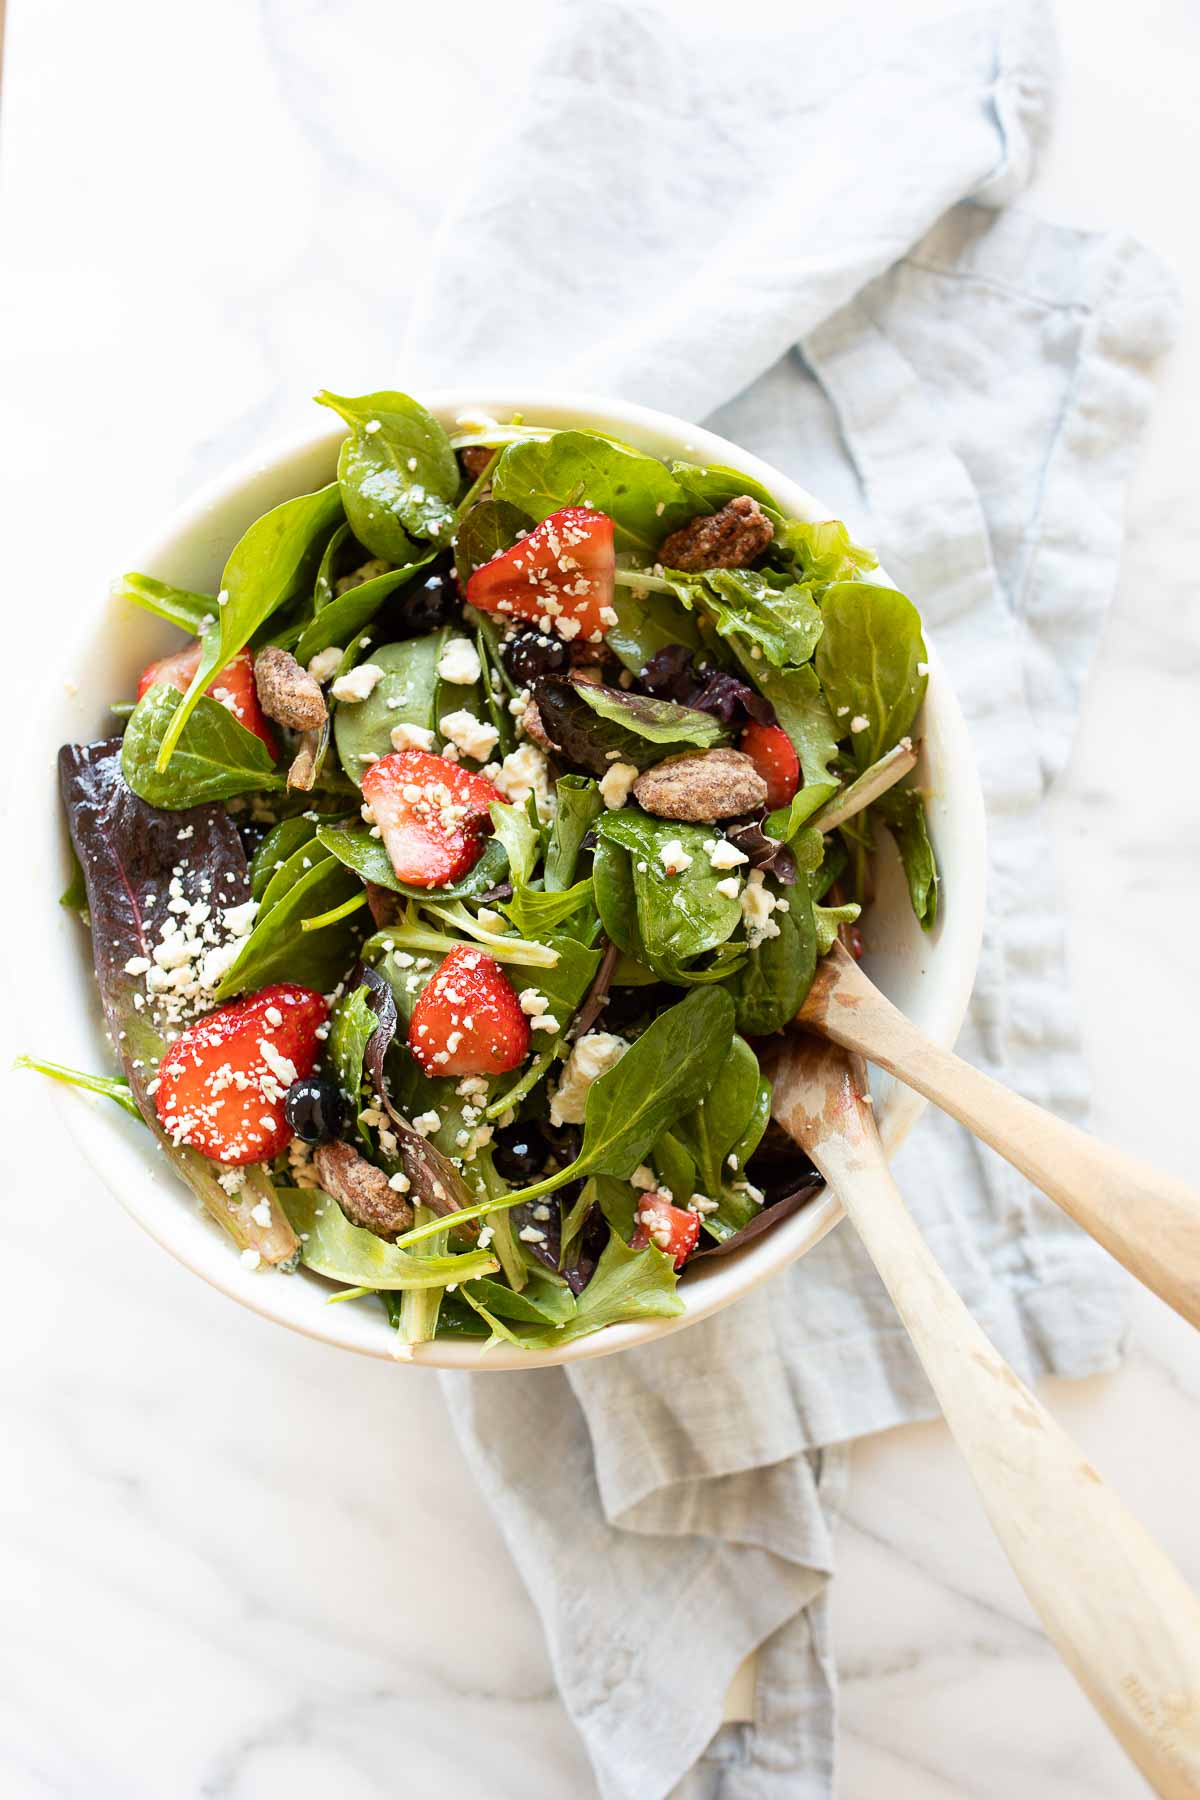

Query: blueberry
left=492, top=1120, right=550, bottom=1183
left=502, top=627, right=571, bottom=686
left=400, top=566, right=459, bottom=634
left=283, top=1075, right=345, bottom=1144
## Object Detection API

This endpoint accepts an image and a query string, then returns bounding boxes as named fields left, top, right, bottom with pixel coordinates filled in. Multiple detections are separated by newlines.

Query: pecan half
left=254, top=645, right=328, bottom=732
left=459, top=446, right=496, bottom=480
left=313, top=1140, right=414, bottom=1241
left=658, top=495, right=774, bottom=572
left=632, top=748, right=768, bottom=822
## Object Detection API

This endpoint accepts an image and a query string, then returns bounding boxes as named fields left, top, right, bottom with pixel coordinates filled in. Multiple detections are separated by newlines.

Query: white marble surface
left=2, top=1, right=1199, bottom=1794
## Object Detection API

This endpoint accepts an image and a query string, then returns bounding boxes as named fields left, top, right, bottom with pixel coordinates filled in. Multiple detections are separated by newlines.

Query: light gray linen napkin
left=402, top=3, right=1179, bottom=1793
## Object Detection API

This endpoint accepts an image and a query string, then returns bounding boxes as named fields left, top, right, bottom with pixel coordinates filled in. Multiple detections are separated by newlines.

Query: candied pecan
left=254, top=645, right=328, bottom=731
left=459, top=446, right=496, bottom=480
left=632, top=748, right=767, bottom=822
left=313, top=1140, right=414, bottom=1240
left=521, top=696, right=556, bottom=752
left=658, top=495, right=774, bottom=572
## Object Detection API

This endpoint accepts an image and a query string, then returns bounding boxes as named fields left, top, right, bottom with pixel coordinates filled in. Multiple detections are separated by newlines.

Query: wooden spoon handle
left=802, top=949, right=1200, bottom=1330
left=772, top=1040, right=1200, bottom=1798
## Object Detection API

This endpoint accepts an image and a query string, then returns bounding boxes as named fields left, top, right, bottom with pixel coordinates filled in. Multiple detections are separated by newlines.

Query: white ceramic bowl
left=21, top=390, right=986, bottom=1368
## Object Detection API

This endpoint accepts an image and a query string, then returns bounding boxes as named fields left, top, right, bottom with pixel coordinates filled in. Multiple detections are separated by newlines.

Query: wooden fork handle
left=801, top=949, right=1200, bottom=1331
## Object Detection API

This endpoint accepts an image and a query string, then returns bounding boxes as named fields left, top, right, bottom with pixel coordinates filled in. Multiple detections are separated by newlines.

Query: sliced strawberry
left=740, top=721, right=799, bottom=810
left=138, top=639, right=277, bottom=758
left=154, top=982, right=328, bottom=1165
left=466, top=506, right=615, bottom=641
left=409, top=945, right=530, bottom=1077
left=630, top=1193, right=701, bottom=1269
left=362, top=750, right=500, bottom=889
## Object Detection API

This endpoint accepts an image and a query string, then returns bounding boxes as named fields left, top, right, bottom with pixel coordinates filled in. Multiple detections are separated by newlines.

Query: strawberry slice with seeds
left=361, top=749, right=501, bottom=889
left=138, top=640, right=277, bottom=759
left=630, top=1192, right=701, bottom=1269
left=154, top=982, right=328, bottom=1165
left=466, top=506, right=615, bottom=641
left=739, top=721, right=799, bottom=811
left=408, top=945, right=530, bottom=1077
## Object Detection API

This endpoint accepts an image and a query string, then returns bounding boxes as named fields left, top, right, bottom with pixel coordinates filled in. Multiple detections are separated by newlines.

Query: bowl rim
left=23, top=387, right=987, bottom=1369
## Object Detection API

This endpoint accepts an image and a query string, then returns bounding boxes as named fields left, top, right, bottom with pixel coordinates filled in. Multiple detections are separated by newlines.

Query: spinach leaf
left=507, top=1230, right=683, bottom=1348
left=295, top=553, right=436, bottom=666
left=750, top=662, right=840, bottom=786
left=276, top=1186, right=498, bottom=1290
left=332, top=632, right=449, bottom=784
left=730, top=884, right=818, bottom=1036
left=249, top=815, right=324, bottom=901
left=766, top=783, right=840, bottom=842
left=114, top=571, right=215, bottom=635
left=122, top=685, right=284, bottom=806
left=544, top=775, right=602, bottom=890
left=314, top=520, right=355, bottom=613
left=597, top=812, right=743, bottom=980
left=607, top=578, right=705, bottom=675
left=329, top=983, right=376, bottom=1136
left=155, top=481, right=343, bottom=770
left=668, top=460, right=780, bottom=514
left=535, top=677, right=727, bottom=775
left=529, top=931, right=602, bottom=1024
left=814, top=583, right=928, bottom=770
left=729, top=1075, right=772, bottom=1171
left=15, top=1055, right=142, bottom=1120
left=651, top=1131, right=696, bottom=1204
left=674, top=1033, right=762, bottom=1197
left=257, top=830, right=327, bottom=915
left=316, top=389, right=460, bottom=560
left=59, top=851, right=88, bottom=917
left=489, top=800, right=539, bottom=888
left=454, top=497, right=531, bottom=587
left=699, top=569, right=824, bottom=670
left=317, top=824, right=509, bottom=899
left=215, top=854, right=364, bottom=997
left=493, top=431, right=691, bottom=553
left=502, top=878, right=594, bottom=938
left=874, top=786, right=938, bottom=930
left=775, top=517, right=876, bottom=584
left=463, top=1273, right=576, bottom=1327
left=593, top=837, right=645, bottom=964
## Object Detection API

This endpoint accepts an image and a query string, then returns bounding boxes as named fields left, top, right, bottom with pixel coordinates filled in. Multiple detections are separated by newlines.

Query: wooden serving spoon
left=767, top=1032, right=1200, bottom=1798
left=798, top=943, right=1200, bottom=1331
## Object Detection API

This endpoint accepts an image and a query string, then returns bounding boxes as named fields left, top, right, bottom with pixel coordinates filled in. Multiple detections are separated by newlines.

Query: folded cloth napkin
left=403, top=3, right=1179, bottom=1793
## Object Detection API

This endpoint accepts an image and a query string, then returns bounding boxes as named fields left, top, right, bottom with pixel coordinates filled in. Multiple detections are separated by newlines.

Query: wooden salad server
left=767, top=1032, right=1200, bottom=1798
left=798, top=943, right=1200, bottom=1332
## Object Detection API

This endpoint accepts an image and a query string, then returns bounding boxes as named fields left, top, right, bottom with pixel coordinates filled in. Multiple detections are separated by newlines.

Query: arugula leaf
left=775, top=517, right=876, bottom=584
left=489, top=800, right=539, bottom=888
left=215, top=854, right=365, bottom=997
left=332, top=631, right=449, bottom=784
left=674, top=1033, right=762, bottom=1197
left=155, top=481, right=343, bottom=770
left=316, top=389, right=460, bottom=559
left=502, top=878, right=593, bottom=938
left=750, top=662, right=841, bottom=786
left=317, top=824, right=509, bottom=899
left=597, top=813, right=743, bottom=980
left=454, top=497, right=531, bottom=587
left=544, top=775, right=602, bottom=891
left=114, top=572, right=215, bottom=635
left=535, top=677, right=727, bottom=775
left=493, top=430, right=691, bottom=553
left=15, top=1055, right=142, bottom=1120
left=699, top=569, right=824, bottom=670
left=122, top=685, right=284, bottom=806
left=874, top=786, right=938, bottom=929
left=814, top=583, right=928, bottom=770
left=276, top=1185, right=498, bottom=1290
left=295, top=552, right=436, bottom=666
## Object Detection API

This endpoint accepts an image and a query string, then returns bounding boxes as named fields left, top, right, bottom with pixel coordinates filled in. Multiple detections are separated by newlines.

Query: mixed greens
left=39, top=392, right=937, bottom=1353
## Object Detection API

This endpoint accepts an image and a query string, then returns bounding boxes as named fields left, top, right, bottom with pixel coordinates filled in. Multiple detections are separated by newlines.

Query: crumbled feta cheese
left=689, top=1193, right=720, bottom=1214
left=519, top=1225, right=547, bottom=1244
left=412, top=1110, right=442, bottom=1137
left=331, top=663, right=385, bottom=704
left=549, top=1031, right=629, bottom=1126
left=599, top=761, right=639, bottom=809
left=715, top=877, right=742, bottom=900
left=240, top=1248, right=262, bottom=1271
left=630, top=1166, right=658, bottom=1191
left=849, top=714, right=870, bottom=734
left=250, top=1199, right=273, bottom=1228
left=475, top=908, right=505, bottom=933
left=740, top=869, right=782, bottom=947
left=307, top=646, right=344, bottom=682
left=705, top=837, right=748, bottom=871
left=659, top=838, right=692, bottom=875
left=436, top=637, right=482, bottom=685
left=388, top=1171, right=411, bottom=1192
left=389, top=721, right=436, bottom=753
left=492, top=743, right=555, bottom=821
left=439, top=708, right=500, bottom=762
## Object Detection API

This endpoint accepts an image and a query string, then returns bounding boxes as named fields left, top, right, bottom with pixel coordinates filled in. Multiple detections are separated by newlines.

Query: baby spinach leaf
left=535, top=677, right=727, bottom=775
left=155, top=480, right=343, bottom=770
left=529, top=932, right=602, bottom=1025
left=317, top=824, right=509, bottom=899
left=668, top=460, right=780, bottom=515
left=493, top=431, right=691, bottom=553
left=502, top=878, right=594, bottom=938
left=314, top=520, right=355, bottom=612
left=766, top=783, right=840, bottom=842
left=114, top=572, right=215, bottom=635
left=15, top=1055, right=142, bottom=1120
left=730, top=885, right=818, bottom=1036
left=814, top=583, right=928, bottom=770
left=593, top=837, right=645, bottom=963
left=332, top=631, right=449, bottom=784
left=276, top=1186, right=498, bottom=1290
left=597, top=813, right=743, bottom=980
left=329, top=983, right=376, bottom=1125
left=215, top=854, right=364, bottom=997
left=651, top=1131, right=696, bottom=1204
left=774, top=518, right=876, bottom=584
left=606, top=578, right=706, bottom=675
left=454, top=497, right=531, bottom=586
left=316, top=389, right=460, bottom=559
left=249, top=815, right=324, bottom=901
left=750, top=662, right=840, bottom=786
left=729, top=1075, right=772, bottom=1171
left=544, top=775, right=602, bottom=890
left=874, top=786, right=938, bottom=929
left=699, top=569, right=824, bottom=670
left=122, top=685, right=284, bottom=806
left=295, top=552, right=436, bottom=666
left=489, top=800, right=539, bottom=889
left=510, top=1230, right=683, bottom=1348
left=674, top=1033, right=762, bottom=1198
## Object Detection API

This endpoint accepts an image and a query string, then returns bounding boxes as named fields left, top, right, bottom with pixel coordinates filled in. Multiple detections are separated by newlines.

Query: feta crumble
left=330, top=663, right=385, bottom=704
left=599, top=761, right=639, bottom=809
left=437, top=637, right=482, bottom=685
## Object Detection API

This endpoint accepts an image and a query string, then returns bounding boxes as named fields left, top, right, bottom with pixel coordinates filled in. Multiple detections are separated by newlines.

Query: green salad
left=34, top=391, right=937, bottom=1353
